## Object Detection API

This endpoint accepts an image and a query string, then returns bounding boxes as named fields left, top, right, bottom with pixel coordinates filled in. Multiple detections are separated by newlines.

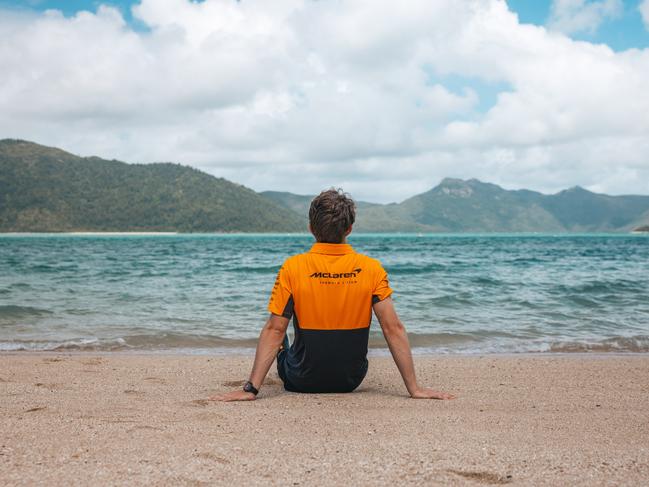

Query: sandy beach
left=1, top=353, right=648, bottom=486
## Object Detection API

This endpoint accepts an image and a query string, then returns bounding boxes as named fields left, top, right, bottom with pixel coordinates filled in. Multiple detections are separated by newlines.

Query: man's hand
left=208, top=390, right=256, bottom=402
left=373, top=298, right=456, bottom=400
left=410, top=387, right=456, bottom=400
left=208, top=314, right=289, bottom=403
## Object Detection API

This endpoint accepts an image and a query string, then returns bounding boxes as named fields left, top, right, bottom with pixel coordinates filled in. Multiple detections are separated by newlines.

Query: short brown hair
left=309, top=189, right=356, bottom=243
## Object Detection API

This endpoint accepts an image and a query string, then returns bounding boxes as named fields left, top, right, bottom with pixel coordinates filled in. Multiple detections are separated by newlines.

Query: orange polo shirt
left=269, top=242, right=392, bottom=393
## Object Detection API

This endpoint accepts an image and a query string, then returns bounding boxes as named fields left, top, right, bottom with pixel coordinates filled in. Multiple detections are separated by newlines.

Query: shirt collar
left=309, top=242, right=355, bottom=255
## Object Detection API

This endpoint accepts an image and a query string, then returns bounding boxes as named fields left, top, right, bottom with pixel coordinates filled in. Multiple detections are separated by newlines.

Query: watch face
left=243, top=381, right=257, bottom=394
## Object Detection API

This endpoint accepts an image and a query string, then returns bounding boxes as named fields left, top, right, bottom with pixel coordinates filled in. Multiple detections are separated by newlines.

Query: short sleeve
left=268, top=261, right=294, bottom=318
left=371, top=264, right=393, bottom=304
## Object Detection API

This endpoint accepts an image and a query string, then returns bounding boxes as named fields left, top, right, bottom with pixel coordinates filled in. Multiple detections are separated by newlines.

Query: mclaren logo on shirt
left=309, top=268, right=362, bottom=279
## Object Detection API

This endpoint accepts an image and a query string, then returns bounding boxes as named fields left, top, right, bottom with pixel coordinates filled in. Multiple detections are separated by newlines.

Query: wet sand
left=1, top=353, right=648, bottom=486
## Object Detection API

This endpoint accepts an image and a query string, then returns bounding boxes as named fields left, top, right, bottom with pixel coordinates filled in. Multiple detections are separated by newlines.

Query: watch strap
left=243, top=381, right=259, bottom=396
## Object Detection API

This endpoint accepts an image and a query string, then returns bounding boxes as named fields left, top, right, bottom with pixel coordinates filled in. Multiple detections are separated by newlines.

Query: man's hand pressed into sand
left=410, top=387, right=456, bottom=400
left=208, top=314, right=289, bottom=403
left=209, top=390, right=256, bottom=402
left=373, top=298, right=456, bottom=400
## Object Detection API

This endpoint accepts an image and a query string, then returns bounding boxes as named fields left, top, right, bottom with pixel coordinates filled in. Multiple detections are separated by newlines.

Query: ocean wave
left=27, top=264, right=60, bottom=273
left=548, top=335, right=649, bottom=353
left=470, top=276, right=505, bottom=286
left=226, top=265, right=281, bottom=274
left=5, top=331, right=646, bottom=354
left=0, top=305, right=53, bottom=319
left=401, top=331, right=518, bottom=348
left=8, top=283, right=32, bottom=290
left=506, top=257, right=546, bottom=265
left=387, top=264, right=447, bottom=274
left=426, top=294, right=478, bottom=307
left=0, top=333, right=260, bottom=352
left=405, top=335, right=649, bottom=354
left=553, top=279, right=646, bottom=295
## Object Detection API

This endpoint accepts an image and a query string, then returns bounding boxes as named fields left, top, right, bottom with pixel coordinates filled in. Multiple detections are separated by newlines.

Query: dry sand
left=1, top=353, right=648, bottom=486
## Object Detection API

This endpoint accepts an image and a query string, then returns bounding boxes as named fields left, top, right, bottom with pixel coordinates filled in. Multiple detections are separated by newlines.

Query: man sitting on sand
left=211, top=189, right=455, bottom=401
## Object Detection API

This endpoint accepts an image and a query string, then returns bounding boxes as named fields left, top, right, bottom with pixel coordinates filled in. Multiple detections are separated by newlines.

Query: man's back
left=270, top=242, right=392, bottom=393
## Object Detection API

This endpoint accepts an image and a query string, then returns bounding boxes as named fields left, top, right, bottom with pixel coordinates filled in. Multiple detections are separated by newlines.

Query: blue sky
left=0, top=0, right=132, bottom=15
left=508, top=0, right=649, bottom=49
left=0, top=0, right=141, bottom=25
left=2, top=0, right=647, bottom=49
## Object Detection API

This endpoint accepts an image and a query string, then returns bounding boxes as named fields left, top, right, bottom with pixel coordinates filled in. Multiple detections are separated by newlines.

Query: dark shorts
left=276, top=349, right=367, bottom=394
left=276, top=350, right=300, bottom=392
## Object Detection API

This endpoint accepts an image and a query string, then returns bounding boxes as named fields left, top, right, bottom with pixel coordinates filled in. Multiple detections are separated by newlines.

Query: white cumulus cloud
left=640, top=0, right=649, bottom=30
left=1, top=0, right=649, bottom=202
left=548, top=0, right=623, bottom=35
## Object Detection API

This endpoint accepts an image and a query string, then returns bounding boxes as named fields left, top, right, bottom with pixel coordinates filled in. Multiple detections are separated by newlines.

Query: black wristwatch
left=243, top=381, right=259, bottom=396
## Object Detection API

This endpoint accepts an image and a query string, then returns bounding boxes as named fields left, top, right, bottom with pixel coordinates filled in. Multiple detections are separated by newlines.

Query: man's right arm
left=373, top=297, right=455, bottom=400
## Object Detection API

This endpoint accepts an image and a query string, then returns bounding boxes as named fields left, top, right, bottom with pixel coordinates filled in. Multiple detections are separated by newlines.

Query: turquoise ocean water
left=1, top=233, right=648, bottom=354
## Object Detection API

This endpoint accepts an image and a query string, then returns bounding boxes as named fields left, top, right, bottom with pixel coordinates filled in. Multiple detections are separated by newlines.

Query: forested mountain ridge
left=2, top=139, right=648, bottom=233
left=263, top=178, right=649, bottom=233
left=0, top=139, right=303, bottom=232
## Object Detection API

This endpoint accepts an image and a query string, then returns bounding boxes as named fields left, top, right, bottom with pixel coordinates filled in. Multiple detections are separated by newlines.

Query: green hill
left=263, top=178, right=649, bottom=233
left=260, top=191, right=314, bottom=217
left=0, top=139, right=303, bottom=232
left=3, top=139, right=648, bottom=233
left=541, top=186, right=649, bottom=232
left=259, top=190, right=425, bottom=232
left=396, top=178, right=563, bottom=232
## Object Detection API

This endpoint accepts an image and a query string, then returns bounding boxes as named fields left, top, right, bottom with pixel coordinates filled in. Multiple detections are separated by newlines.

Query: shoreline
left=3, top=349, right=649, bottom=358
left=2, top=353, right=648, bottom=485
left=2, top=231, right=648, bottom=236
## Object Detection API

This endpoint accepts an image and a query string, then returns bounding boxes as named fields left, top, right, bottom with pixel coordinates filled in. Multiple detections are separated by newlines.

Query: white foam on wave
left=2, top=334, right=648, bottom=355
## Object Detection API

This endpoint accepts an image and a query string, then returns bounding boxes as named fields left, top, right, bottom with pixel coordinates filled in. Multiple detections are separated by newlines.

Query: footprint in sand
left=123, top=389, right=145, bottom=395
left=448, top=470, right=513, bottom=485
left=222, top=378, right=280, bottom=387
left=143, top=376, right=167, bottom=384
left=193, top=452, right=230, bottom=464
left=24, top=406, right=47, bottom=413
left=193, top=411, right=224, bottom=421
left=189, top=399, right=210, bottom=407
left=80, top=358, right=104, bottom=366
left=130, top=425, right=163, bottom=431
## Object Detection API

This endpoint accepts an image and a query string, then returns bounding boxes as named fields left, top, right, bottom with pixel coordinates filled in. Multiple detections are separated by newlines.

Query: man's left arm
left=209, top=313, right=289, bottom=402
